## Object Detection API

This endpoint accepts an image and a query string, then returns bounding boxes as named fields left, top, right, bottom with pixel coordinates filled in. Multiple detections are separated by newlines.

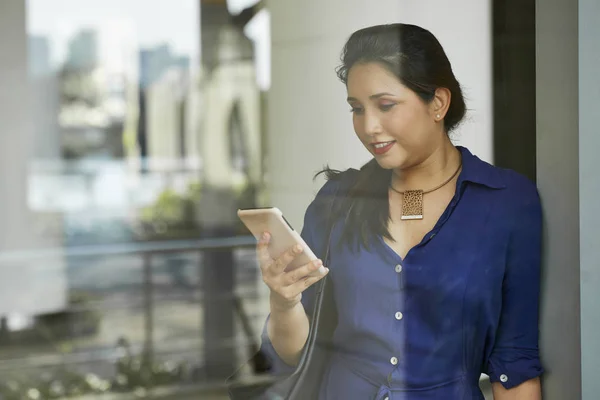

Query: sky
left=26, top=0, right=200, bottom=67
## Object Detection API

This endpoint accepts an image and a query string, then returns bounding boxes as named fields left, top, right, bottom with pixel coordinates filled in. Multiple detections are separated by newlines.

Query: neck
left=391, top=139, right=461, bottom=191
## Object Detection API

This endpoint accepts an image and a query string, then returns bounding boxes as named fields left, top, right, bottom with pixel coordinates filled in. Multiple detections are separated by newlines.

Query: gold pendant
left=401, top=190, right=424, bottom=220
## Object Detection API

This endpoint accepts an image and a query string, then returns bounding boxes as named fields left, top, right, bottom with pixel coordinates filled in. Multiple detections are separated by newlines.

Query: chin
left=373, top=156, right=404, bottom=170
left=373, top=145, right=418, bottom=171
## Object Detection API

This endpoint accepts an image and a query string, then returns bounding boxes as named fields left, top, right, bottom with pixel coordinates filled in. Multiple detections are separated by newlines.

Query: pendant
left=401, top=190, right=424, bottom=220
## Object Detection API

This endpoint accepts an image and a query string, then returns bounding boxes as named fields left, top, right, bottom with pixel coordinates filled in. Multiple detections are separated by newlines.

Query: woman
left=257, top=23, right=543, bottom=399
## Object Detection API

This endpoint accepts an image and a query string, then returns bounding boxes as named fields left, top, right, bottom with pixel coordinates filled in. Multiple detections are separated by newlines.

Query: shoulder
left=461, top=145, right=540, bottom=212
left=482, top=165, right=542, bottom=232
left=495, top=167, right=541, bottom=211
left=459, top=146, right=538, bottom=204
left=459, top=145, right=541, bottom=224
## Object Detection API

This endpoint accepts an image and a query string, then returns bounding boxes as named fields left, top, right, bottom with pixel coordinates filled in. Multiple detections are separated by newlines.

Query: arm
left=258, top=234, right=327, bottom=370
left=258, top=171, right=349, bottom=374
left=267, top=295, right=311, bottom=366
left=485, top=182, right=544, bottom=397
left=257, top=189, right=332, bottom=374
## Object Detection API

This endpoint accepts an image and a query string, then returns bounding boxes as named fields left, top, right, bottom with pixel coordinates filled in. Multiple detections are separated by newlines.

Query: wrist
left=269, top=292, right=301, bottom=314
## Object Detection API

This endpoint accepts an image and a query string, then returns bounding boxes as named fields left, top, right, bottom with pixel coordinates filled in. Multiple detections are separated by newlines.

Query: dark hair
left=320, top=23, right=466, bottom=251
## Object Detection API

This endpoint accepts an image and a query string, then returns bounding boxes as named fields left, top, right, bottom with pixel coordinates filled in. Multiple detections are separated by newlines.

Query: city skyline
left=26, top=0, right=199, bottom=70
left=30, top=27, right=191, bottom=82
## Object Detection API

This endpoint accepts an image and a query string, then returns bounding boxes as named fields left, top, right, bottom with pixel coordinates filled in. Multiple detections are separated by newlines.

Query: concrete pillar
left=0, top=0, right=66, bottom=316
left=537, top=0, right=600, bottom=397
left=536, top=0, right=580, bottom=396
left=578, top=0, right=600, bottom=397
left=267, top=0, right=493, bottom=230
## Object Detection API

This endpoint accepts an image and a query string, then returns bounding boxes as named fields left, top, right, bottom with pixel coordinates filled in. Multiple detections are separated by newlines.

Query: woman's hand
left=257, top=232, right=329, bottom=312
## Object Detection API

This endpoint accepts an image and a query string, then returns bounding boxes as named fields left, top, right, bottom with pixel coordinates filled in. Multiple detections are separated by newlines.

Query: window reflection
left=0, top=0, right=266, bottom=397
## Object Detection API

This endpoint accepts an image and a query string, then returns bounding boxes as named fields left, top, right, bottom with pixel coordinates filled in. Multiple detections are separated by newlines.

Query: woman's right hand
left=257, top=232, right=329, bottom=312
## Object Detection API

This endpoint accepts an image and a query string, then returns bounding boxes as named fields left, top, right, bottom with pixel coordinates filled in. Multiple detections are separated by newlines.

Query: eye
left=379, top=103, right=396, bottom=111
left=349, top=106, right=364, bottom=115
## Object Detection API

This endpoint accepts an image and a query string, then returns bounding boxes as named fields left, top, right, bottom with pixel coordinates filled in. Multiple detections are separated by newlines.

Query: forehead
left=346, top=62, right=406, bottom=97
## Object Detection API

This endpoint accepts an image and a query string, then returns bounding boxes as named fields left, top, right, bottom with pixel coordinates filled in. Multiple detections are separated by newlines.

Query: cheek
left=384, top=107, right=424, bottom=140
left=382, top=110, right=409, bottom=136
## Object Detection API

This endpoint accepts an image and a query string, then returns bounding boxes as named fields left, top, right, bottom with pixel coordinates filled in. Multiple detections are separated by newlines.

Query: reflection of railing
left=0, top=236, right=254, bottom=263
left=2, top=240, right=494, bottom=399
left=0, top=236, right=260, bottom=397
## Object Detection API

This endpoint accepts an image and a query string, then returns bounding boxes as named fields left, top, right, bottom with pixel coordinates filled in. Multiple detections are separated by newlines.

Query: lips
left=371, top=141, right=396, bottom=155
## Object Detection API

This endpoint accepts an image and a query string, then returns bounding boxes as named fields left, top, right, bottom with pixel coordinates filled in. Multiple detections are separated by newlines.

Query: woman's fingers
left=256, top=235, right=327, bottom=305
left=286, top=269, right=329, bottom=296
left=257, top=232, right=273, bottom=271
left=267, top=244, right=304, bottom=276
left=281, top=259, right=324, bottom=285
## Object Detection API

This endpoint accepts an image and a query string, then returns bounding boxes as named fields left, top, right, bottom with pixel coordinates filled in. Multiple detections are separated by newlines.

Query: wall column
left=0, top=0, right=66, bottom=317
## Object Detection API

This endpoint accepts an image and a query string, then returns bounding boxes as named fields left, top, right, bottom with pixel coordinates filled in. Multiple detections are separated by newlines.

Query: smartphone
left=237, top=207, right=326, bottom=276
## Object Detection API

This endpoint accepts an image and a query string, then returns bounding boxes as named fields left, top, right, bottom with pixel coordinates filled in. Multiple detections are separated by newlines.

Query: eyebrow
left=346, top=92, right=396, bottom=102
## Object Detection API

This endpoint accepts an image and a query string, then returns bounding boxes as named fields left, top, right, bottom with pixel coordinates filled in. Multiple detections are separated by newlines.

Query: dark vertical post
left=202, top=226, right=236, bottom=380
left=142, top=253, right=154, bottom=366
left=137, top=88, right=148, bottom=171
left=197, top=1, right=241, bottom=382
left=492, top=0, right=536, bottom=181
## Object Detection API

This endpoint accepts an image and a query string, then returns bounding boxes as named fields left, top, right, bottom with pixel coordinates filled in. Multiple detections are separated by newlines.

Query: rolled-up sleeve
left=485, top=186, right=544, bottom=389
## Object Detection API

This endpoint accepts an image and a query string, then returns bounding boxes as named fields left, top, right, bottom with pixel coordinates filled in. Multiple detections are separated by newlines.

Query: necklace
left=389, top=162, right=462, bottom=220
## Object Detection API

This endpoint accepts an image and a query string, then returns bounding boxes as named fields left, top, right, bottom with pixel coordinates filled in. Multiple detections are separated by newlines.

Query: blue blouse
left=260, top=146, right=543, bottom=399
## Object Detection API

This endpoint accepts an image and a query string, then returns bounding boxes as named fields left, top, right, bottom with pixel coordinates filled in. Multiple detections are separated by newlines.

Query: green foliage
left=138, top=182, right=203, bottom=238
left=138, top=180, right=261, bottom=238
left=0, top=351, right=187, bottom=399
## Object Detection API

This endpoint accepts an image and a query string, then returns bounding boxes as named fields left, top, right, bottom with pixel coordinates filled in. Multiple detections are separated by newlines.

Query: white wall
left=0, top=0, right=66, bottom=315
left=267, top=0, right=492, bottom=230
left=394, top=3, right=493, bottom=163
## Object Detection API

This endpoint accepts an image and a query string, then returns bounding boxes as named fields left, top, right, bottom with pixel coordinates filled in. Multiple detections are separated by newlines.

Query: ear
left=431, top=87, right=451, bottom=122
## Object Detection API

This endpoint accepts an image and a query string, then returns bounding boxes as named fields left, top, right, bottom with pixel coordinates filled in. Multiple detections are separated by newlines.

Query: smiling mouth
left=373, top=141, right=395, bottom=149
left=371, top=141, right=396, bottom=155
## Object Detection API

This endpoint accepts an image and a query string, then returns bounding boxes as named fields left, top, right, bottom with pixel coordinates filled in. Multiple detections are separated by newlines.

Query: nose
left=363, top=110, right=382, bottom=137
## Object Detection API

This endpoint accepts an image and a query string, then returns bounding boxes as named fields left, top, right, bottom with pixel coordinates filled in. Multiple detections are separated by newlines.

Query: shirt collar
left=456, top=146, right=506, bottom=189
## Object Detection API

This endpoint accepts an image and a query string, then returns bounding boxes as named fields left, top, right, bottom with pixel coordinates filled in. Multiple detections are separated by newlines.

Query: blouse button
left=500, top=374, right=508, bottom=383
left=390, top=356, right=398, bottom=365
left=395, top=264, right=402, bottom=273
left=395, top=312, right=403, bottom=320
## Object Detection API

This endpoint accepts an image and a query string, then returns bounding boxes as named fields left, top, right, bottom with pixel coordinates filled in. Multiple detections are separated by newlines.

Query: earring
left=436, top=114, right=440, bottom=119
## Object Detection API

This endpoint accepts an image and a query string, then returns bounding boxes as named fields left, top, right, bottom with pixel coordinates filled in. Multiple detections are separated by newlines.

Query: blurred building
left=139, top=44, right=199, bottom=165
left=140, top=44, right=190, bottom=89
left=28, top=35, right=61, bottom=160
left=59, top=26, right=138, bottom=160
left=146, top=67, right=190, bottom=162
left=28, top=35, right=51, bottom=77
left=65, top=29, right=98, bottom=71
